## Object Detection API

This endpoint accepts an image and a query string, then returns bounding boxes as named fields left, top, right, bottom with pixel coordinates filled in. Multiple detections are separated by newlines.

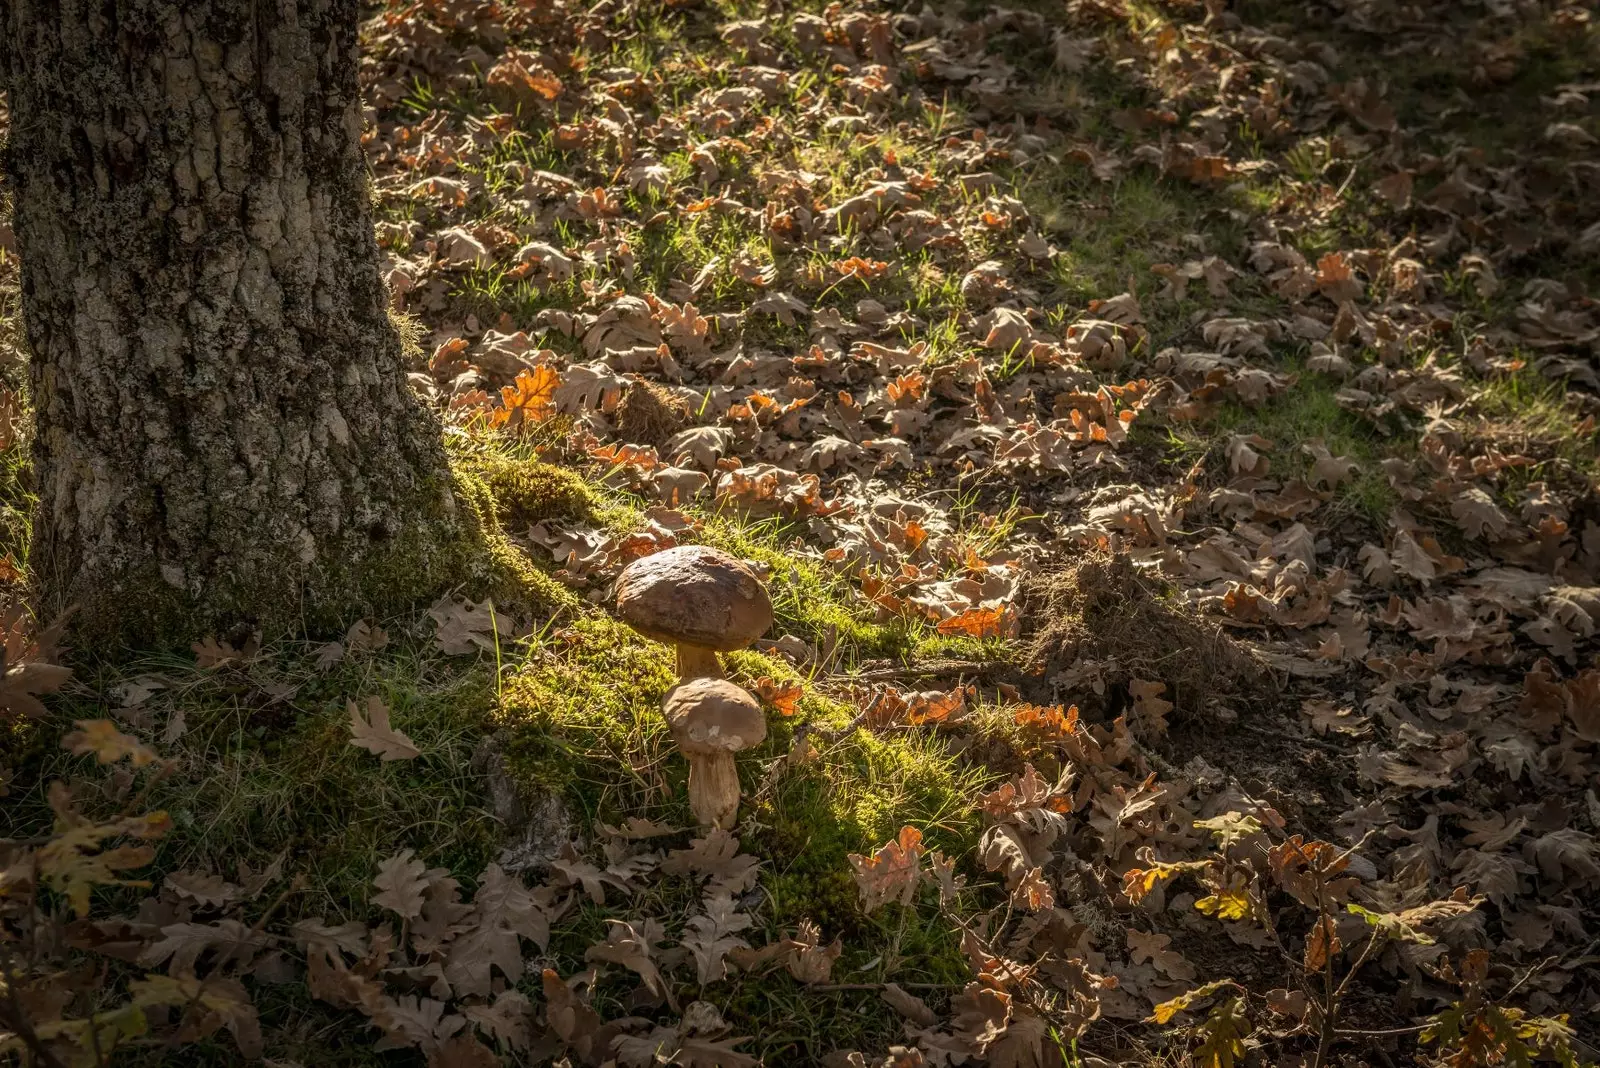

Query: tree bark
left=0, top=0, right=467, bottom=645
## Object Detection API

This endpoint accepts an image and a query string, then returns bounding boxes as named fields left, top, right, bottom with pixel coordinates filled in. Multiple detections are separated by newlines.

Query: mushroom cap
left=662, top=678, right=767, bottom=756
left=615, top=545, right=773, bottom=652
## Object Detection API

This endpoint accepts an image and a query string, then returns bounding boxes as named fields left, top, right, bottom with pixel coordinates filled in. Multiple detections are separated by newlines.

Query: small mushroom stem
left=686, top=750, right=741, bottom=828
left=675, top=644, right=723, bottom=679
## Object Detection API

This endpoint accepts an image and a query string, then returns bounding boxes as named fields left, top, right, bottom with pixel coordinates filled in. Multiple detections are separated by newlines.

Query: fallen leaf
left=348, top=697, right=420, bottom=761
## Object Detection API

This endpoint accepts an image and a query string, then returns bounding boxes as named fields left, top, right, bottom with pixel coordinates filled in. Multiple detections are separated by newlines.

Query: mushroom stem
left=675, top=644, right=723, bottom=679
left=686, top=750, right=741, bottom=828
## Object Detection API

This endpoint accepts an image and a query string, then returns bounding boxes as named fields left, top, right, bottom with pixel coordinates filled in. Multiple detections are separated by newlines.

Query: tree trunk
left=0, top=0, right=467, bottom=645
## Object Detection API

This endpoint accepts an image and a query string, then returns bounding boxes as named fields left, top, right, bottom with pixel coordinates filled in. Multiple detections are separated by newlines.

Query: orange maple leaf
left=936, top=604, right=1011, bottom=639
left=830, top=256, right=891, bottom=280
left=753, top=676, right=804, bottom=717
left=491, top=366, right=560, bottom=431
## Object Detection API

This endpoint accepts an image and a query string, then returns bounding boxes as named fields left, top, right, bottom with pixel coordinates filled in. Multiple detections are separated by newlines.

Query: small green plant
left=1123, top=798, right=1591, bottom=1068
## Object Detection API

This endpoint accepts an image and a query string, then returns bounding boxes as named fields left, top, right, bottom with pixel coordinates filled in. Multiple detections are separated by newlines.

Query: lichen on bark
left=0, top=0, right=469, bottom=646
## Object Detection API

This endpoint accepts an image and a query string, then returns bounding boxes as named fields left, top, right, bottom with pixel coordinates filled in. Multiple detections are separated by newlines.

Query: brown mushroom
left=615, top=545, right=773, bottom=678
left=662, top=677, right=767, bottom=828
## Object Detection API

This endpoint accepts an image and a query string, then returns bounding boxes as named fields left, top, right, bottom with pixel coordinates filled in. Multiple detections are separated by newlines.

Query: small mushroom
left=662, top=677, right=767, bottom=828
left=615, top=545, right=773, bottom=678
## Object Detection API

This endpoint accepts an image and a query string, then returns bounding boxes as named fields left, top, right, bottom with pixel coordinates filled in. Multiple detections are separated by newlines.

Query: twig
left=813, top=982, right=961, bottom=992
left=1237, top=722, right=1348, bottom=753
left=1334, top=1024, right=1428, bottom=1037
left=828, top=658, right=1002, bottom=684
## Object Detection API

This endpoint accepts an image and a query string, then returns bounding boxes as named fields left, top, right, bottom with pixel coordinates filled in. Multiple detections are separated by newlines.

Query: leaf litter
left=4, top=0, right=1600, bottom=1063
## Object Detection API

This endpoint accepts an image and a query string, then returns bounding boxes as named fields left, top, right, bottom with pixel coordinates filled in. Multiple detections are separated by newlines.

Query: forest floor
left=3, top=0, right=1600, bottom=1066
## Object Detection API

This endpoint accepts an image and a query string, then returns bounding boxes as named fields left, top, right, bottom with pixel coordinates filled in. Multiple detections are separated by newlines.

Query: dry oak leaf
left=35, top=798, right=169, bottom=916
left=428, top=1033, right=500, bottom=1068
left=1013, top=702, right=1079, bottom=743
left=1128, top=678, right=1173, bottom=739
left=1303, top=440, right=1357, bottom=490
left=1314, top=251, right=1363, bottom=303
left=1148, top=978, right=1241, bottom=1024
left=444, top=864, right=551, bottom=997
left=600, top=817, right=682, bottom=840
left=783, top=919, right=842, bottom=984
left=62, top=719, right=160, bottom=767
left=848, top=825, right=925, bottom=913
left=138, top=918, right=263, bottom=975
left=490, top=365, right=561, bottom=431
left=192, top=633, right=258, bottom=668
left=348, top=697, right=420, bottom=761
left=0, top=615, right=71, bottom=719
left=1299, top=698, right=1370, bottom=737
left=1267, top=836, right=1358, bottom=909
left=586, top=918, right=676, bottom=1009
left=427, top=595, right=499, bottom=656
left=935, top=603, right=1013, bottom=639
left=1126, top=928, right=1197, bottom=982
left=977, top=763, right=1071, bottom=823
left=462, top=988, right=535, bottom=1053
left=613, top=1007, right=759, bottom=1068
left=372, top=850, right=437, bottom=920
left=680, top=891, right=754, bottom=985
left=662, top=829, right=761, bottom=895
left=541, top=968, right=609, bottom=1062
left=130, top=973, right=263, bottom=1058
left=164, top=870, right=242, bottom=908
left=550, top=845, right=658, bottom=905
left=881, top=982, right=939, bottom=1027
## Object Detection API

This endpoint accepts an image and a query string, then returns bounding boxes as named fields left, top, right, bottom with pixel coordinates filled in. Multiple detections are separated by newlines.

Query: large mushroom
left=662, top=677, right=767, bottom=828
left=615, top=545, right=773, bottom=678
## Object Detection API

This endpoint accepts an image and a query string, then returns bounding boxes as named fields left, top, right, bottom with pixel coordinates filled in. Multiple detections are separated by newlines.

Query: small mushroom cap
left=616, top=545, right=773, bottom=652
left=662, top=678, right=767, bottom=756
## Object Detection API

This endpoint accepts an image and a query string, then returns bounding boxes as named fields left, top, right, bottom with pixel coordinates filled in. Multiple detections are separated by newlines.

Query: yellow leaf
left=1194, top=888, right=1253, bottom=920
left=1122, top=860, right=1205, bottom=905
left=61, top=719, right=160, bottom=767
left=1148, top=979, right=1239, bottom=1025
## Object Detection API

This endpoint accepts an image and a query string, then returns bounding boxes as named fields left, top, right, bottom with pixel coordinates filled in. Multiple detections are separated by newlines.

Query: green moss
left=496, top=613, right=678, bottom=817
left=474, top=452, right=596, bottom=530
left=449, top=453, right=588, bottom=619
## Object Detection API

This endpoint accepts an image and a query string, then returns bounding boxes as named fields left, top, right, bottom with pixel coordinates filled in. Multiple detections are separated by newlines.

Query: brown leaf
left=680, top=891, right=754, bottom=985
left=752, top=675, right=804, bottom=716
left=164, top=870, right=242, bottom=908
left=1128, top=679, right=1173, bottom=739
left=444, top=864, right=550, bottom=998
left=139, top=918, right=264, bottom=975
left=542, top=969, right=608, bottom=1062
left=880, top=983, right=938, bottom=1027
left=192, top=634, right=258, bottom=668
left=783, top=919, right=842, bottom=984
left=847, top=826, right=925, bottom=912
left=585, top=918, right=676, bottom=1010
left=348, top=697, right=420, bottom=761
left=1303, top=914, right=1341, bottom=972
left=427, top=595, right=499, bottom=656
left=463, top=989, right=535, bottom=1052
left=662, top=829, right=760, bottom=895
left=130, top=973, right=262, bottom=1058
left=427, top=1033, right=500, bottom=1068
left=372, top=850, right=436, bottom=920
left=1126, top=929, right=1196, bottom=982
